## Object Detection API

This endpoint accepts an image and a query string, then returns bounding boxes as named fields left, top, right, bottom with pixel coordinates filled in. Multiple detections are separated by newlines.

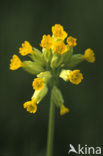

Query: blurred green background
left=0, top=0, right=103, bottom=155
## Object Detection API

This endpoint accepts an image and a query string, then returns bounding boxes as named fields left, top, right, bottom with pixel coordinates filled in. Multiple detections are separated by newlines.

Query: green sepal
left=42, top=48, right=52, bottom=65
left=22, top=61, right=44, bottom=74
left=65, top=54, right=83, bottom=68
left=62, top=47, right=73, bottom=65
left=50, top=48, right=73, bottom=69
left=31, top=85, right=48, bottom=104
left=33, top=47, right=42, bottom=54
left=51, top=86, right=64, bottom=107
left=37, top=71, right=52, bottom=83
left=50, top=53, right=63, bottom=69
left=30, top=47, right=46, bottom=66
left=59, top=69, right=71, bottom=81
left=50, top=53, right=59, bottom=69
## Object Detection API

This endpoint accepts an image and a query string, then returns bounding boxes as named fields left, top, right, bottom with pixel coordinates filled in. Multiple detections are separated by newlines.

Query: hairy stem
left=46, top=88, right=55, bottom=156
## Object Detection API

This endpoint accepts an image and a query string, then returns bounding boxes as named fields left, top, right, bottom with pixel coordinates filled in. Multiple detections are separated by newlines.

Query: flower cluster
left=9, top=24, right=95, bottom=115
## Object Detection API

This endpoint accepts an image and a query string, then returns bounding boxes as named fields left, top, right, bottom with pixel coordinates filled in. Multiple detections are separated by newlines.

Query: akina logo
left=68, top=144, right=102, bottom=155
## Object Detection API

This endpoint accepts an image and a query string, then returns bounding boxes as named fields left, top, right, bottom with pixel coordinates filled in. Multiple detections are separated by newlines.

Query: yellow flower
left=23, top=99, right=37, bottom=114
left=68, top=70, right=83, bottom=85
left=60, top=105, right=69, bottom=116
left=83, top=48, right=95, bottom=63
left=66, top=36, right=77, bottom=47
left=32, top=78, right=44, bottom=90
left=40, top=35, right=54, bottom=50
left=53, top=41, right=68, bottom=54
left=9, top=54, right=22, bottom=70
left=52, top=24, right=67, bottom=40
left=19, top=41, right=33, bottom=56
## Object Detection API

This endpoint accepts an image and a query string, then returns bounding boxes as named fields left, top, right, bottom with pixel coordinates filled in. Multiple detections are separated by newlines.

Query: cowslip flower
left=19, top=41, right=33, bottom=56
left=52, top=24, right=67, bottom=40
left=53, top=40, right=68, bottom=54
left=60, top=105, right=69, bottom=116
left=83, top=48, right=95, bottom=63
left=10, top=54, right=22, bottom=70
left=9, top=24, right=95, bottom=114
left=40, top=34, right=54, bottom=50
left=32, top=78, right=44, bottom=90
left=23, top=99, right=37, bottom=114
left=67, top=36, right=77, bottom=47
left=68, top=70, right=83, bottom=85
left=9, top=24, right=95, bottom=156
left=60, top=69, right=83, bottom=85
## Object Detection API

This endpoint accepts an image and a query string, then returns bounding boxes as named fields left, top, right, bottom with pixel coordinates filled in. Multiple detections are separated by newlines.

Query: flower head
left=40, top=35, right=54, bottom=50
left=52, top=24, right=67, bottom=40
left=9, top=54, right=22, bottom=70
left=83, top=48, right=95, bottom=63
left=23, top=99, right=37, bottom=113
left=53, top=41, right=68, bottom=54
left=68, top=70, right=83, bottom=85
left=32, top=78, right=44, bottom=90
left=60, top=105, right=69, bottom=116
left=19, top=41, right=33, bottom=56
left=66, top=36, right=77, bottom=47
left=9, top=24, right=95, bottom=116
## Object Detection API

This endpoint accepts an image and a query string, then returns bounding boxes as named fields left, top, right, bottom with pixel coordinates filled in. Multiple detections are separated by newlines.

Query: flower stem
left=46, top=88, right=55, bottom=156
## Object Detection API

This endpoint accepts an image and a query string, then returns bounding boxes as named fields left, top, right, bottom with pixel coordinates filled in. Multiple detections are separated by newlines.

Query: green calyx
left=22, top=47, right=84, bottom=77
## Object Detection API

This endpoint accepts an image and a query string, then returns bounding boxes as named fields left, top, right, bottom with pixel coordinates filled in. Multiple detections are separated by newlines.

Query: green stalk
left=46, top=88, right=55, bottom=156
